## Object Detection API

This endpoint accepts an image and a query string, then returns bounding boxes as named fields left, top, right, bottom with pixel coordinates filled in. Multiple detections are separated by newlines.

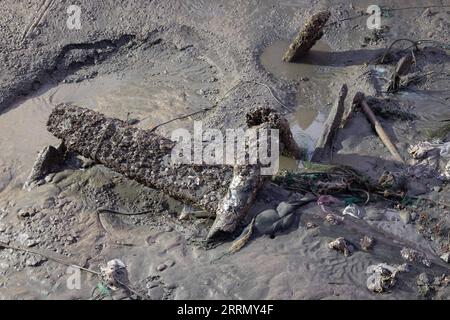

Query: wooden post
left=311, top=84, right=348, bottom=162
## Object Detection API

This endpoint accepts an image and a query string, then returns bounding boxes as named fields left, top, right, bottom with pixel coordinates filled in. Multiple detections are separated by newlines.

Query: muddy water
left=260, top=40, right=347, bottom=161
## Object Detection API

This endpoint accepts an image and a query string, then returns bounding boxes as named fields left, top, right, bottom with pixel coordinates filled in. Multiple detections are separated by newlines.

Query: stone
left=440, top=252, right=450, bottom=263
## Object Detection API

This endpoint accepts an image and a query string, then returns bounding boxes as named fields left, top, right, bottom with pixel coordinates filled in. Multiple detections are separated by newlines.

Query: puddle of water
left=260, top=40, right=345, bottom=161
left=260, top=40, right=335, bottom=81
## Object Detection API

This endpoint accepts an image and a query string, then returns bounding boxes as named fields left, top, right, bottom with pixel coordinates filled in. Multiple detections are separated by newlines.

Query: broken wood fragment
left=246, top=106, right=305, bottom=160
left=311, top=84, right=348, bottom=162
left=282, top=10, right=331, bottom=62
left=353, top=93, right=405, bottom=164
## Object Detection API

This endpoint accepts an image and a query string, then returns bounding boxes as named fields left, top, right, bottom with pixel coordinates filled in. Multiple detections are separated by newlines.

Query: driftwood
left=311, top=84, right=348, bottom=162
left=353, top=93, right=405, bottom=164
left=47, top=104, right=303, bottom=240
left=282, top=10, right=331, bottom=62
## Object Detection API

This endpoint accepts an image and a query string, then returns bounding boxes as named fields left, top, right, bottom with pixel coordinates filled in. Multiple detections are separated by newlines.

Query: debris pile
left=366, top=263, right=408, bottom=293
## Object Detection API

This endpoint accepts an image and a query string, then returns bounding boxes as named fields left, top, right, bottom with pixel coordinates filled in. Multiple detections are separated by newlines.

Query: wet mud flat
left=1, top=0, right=450, bottom=299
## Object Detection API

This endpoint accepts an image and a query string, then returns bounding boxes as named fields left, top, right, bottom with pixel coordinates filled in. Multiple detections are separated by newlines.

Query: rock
left=156, top=264, right=167, bottom=272
left=360, top=235, right=375, bottom=251
left=328, top=237, right=352, bottom=257
left=366, top=263, right=400, bottom=293
left=440, top=252, right=450, bottom=263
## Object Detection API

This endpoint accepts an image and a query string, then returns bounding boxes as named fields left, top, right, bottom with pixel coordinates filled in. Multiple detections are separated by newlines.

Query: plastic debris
left=342, top=203, right=363, bottom=219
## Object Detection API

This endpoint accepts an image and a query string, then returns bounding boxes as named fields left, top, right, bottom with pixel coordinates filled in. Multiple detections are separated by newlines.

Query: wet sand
left=0, top=0, right=450, bottom=300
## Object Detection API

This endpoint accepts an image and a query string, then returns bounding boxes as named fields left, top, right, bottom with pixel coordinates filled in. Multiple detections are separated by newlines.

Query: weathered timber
left=47, top=104, right=233, bottom=214
left=282, top=10, right=331, bottom=62
left=47, top=104, right=303, bottom=240
left=311, top=84, right=348, bottom=162
left=246, top=106, right=305, bottom=160
left=353, top=93, right=405, bottom=164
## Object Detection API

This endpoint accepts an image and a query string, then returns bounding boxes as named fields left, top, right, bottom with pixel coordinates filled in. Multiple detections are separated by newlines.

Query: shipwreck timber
left=47, top=104, right=303, bottom=239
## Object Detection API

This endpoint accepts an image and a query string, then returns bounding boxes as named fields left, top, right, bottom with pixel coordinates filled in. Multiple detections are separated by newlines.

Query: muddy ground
left=1, top=0, right=450, bottom=299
